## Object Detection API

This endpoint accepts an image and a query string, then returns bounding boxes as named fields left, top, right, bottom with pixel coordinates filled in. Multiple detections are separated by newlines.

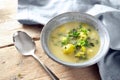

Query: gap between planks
left=0, top=37, right=40, bottom=49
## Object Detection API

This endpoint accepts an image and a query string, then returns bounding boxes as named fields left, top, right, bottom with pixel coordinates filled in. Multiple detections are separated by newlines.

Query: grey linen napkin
left=18, top=0, right=120, bottom=80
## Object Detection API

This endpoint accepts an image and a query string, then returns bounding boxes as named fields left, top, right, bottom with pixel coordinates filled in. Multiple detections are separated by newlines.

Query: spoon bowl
left=13, top=31, right=35, bottom=55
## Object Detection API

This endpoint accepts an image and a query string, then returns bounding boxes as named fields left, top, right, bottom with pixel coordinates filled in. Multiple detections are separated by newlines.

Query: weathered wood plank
left=0, top=41, right=100, bottom=80
left=0, top=20, right=42, bottom=48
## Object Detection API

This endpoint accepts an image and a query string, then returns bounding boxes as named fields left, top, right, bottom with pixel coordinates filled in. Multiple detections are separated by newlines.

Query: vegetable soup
left=48, top=22, right=100, bottom=63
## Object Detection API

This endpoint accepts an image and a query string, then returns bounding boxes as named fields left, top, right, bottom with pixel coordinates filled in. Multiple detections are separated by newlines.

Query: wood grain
left=0, top=41, right=100, bottom=80
left=0, top=21, right=42, bottom=48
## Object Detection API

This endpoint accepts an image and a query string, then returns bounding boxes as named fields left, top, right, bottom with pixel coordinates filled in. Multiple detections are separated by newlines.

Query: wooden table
left=0, top=0, right=101, bottom=80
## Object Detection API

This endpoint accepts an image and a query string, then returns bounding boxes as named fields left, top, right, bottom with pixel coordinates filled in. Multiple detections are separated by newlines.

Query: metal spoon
left=13, top=31, right=59, bottom=80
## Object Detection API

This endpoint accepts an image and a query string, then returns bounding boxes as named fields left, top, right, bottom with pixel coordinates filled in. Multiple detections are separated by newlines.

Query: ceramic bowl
left=41, top=12, right=110, bottom=67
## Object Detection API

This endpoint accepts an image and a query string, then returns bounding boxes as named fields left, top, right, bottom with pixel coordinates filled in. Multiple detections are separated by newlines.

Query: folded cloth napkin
left=18, top=0, right=120, bottom=80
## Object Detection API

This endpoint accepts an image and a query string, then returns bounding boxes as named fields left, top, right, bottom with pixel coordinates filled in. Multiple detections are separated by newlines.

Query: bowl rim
left=40, top=12, right=110, bottom=67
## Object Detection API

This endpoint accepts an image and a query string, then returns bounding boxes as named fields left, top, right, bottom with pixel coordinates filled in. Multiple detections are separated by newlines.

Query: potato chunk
left=63, top=44, right=75, bottom=54
left=75, top=52, right=86, bottom=59
left=81, top=46, right=86, bottom=52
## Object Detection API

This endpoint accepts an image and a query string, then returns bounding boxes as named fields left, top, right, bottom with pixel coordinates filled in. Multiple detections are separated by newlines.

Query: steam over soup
left=48, top=22, right=100, bottom=63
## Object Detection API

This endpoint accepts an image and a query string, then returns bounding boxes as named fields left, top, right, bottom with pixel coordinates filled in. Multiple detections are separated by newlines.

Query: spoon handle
left=32, top=54, right=59, bottom=80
